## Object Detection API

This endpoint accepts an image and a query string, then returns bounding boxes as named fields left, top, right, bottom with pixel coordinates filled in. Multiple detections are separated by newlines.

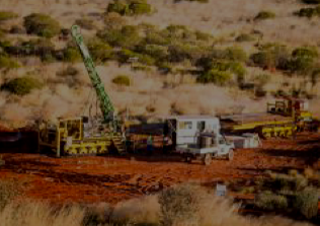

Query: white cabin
left=163, top=115, right=221, bottom=146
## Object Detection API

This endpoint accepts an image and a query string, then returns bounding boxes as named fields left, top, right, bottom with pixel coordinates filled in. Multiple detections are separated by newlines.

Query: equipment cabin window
left=67, top=120, right=81, bottom=140
left=197, top=121, right=205, bottom=131
left=178, top=121, right=193, bottom=130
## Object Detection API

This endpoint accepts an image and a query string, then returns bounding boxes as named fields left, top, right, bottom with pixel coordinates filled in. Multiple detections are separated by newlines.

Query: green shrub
left=0, top=55, right=19, bottom=69
left=129, top=2, right=152, bottom=15
left=255, top=191, right=288, bottom=211
left=136, top=44, right=168, bottom=60
left=272, top=89, right=288, bottom=98
left=296, top=6, right=320, bottom=18
left=117, top=49, right=155, bottom=65
left=112, top=75, right=131, bottom=86
left=56, top=66, right=79, bottom=77
left=204, top=46, right=248, bottom=63
left=255, top=86, right=267, bottom=98
left=205, top=60, right=246, bottom=77
left=136, top=54, right=155, bottom=65
left=253, top=74, right=271, bottom=87
left=10, top=25, right=26, bottom=34
left=286, top=46, right=318, bottom=74
left=103, top=12, right=127, bottom=30
left=251, top=44, right=290, bottom=69
left=168, top=43, right=206, bottom=63
left=178, top=0, right=208, bottom=2
left=293, top=174, right=309, bottom=190
left=97, top=29, right=123, bottom=46
left=235, top=33, right=255, bottom=42
left=294, top=187, right=319, bottom=219
left=156, top=61, right=173, bottom=73
left=254, top=11, right=276, bottom=20
left=250, top=51, right=274, bottom=68
left=97, top=25, right=141, bottom=49
left=87, top=38, right=113, bottom=63
left=131, top=64, right=152, bottom=72
left=288, top=169, right=299, bottom=177
left=107, top=1, right=130, bottom=15
left=197, top=69, right=232, bottom=86
left=1, top=76, right=43, bottom=95
left=24, top=13, right=61, bottom=38
left=302, top=0, right=320, bottom=4
left=263, top=172, right=309, bottom=192
left=0, top=30, right=4, bottom=39
left=0, top=11, right=18, bottom=22
left=75, top=18, right=95, bottom=30
left=196, top=56, right=215, bottom=70
left=106, top=0, right=152, bottom=16
left=62, top=46, right=81, bottom=63
left=143, top=25, right=212, bottom=47
left=224, top=46, right=248, bottom=62
left=0, top=40, right=12, bottom=50
left=239, top=186, right=255, bottom=194
left=269, top=173, right=306, bottom=191
left=195, top=30, right=212, bottom=41
left=270, top=174, right=293, bottom=191
left=137, top=22, right=157, bottom=34
left=292, top=46, right=318, bottom=58
left=227, top=61, right=246, bottom=77
left=41, top=53, right=56, bottom=63
left=145, top=30, right=170, bottom=45
left=166, top=25, right=189, bottom=40
left=120, top=25, right=142, bottom=45
left=6, top=39, right=55, bottom=62
left=117, top=49, right=137, bottom=63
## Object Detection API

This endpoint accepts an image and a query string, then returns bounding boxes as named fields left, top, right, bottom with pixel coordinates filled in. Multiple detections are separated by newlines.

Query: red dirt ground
left=0, top=132, right=320, bottom=205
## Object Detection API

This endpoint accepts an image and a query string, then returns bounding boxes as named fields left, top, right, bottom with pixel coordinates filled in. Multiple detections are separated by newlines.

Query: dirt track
left=0, top=132, right=320, bottom=205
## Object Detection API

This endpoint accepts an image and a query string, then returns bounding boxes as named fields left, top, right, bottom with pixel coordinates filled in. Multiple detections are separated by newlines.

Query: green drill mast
left=71, top=25, right=116, bottom=126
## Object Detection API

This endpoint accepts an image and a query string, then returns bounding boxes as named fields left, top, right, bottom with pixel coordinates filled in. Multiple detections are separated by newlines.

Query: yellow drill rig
left=38, top=25, right=125, bottom=157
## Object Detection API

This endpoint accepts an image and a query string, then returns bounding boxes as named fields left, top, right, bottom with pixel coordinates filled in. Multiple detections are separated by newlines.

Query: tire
left=202, top=153, right=212, bottom=166
left=227, top=149, right=234, bottom=161
left=185, top=155, right=192, bottom=164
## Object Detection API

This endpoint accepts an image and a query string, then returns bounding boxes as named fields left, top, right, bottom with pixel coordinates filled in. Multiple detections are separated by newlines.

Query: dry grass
left=111, top=195, right=160, bottom=224
left=0, top=179, right=22, bottom=211
left=0, top=182, right=315, bottom=226
left=0, top=201, right=84, bottom=226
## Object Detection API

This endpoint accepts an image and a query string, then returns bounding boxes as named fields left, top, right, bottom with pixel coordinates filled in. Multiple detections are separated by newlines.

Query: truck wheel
left=185, top=156, right=192, bottom=164
left=202, top=153, right=212, bottom=166
left=228, top=149, right=234, bottom=161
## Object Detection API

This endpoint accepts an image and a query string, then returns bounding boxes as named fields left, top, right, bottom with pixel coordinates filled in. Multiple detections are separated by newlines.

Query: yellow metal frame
left=38, top=117, right=125, bottom=157
left=38, top=120, right=62, bottom=157
left=232, top=120, right=293, bottom=131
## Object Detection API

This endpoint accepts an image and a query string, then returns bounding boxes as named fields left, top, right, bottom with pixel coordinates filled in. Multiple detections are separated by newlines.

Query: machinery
left=267, top=97, right=318, bottom=132
left=38, top=25, right=125, bottom=157
left=170, top=115, right=235, bottom=165
left=220, top=113, right=296, bottom=139
left=220, top=97, right=319, bottom=139
left=176, top=132, right=235, bottom=165
left=126, top=115, right=235, bottom=165
left=267, top=97, right=311, bottom=118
